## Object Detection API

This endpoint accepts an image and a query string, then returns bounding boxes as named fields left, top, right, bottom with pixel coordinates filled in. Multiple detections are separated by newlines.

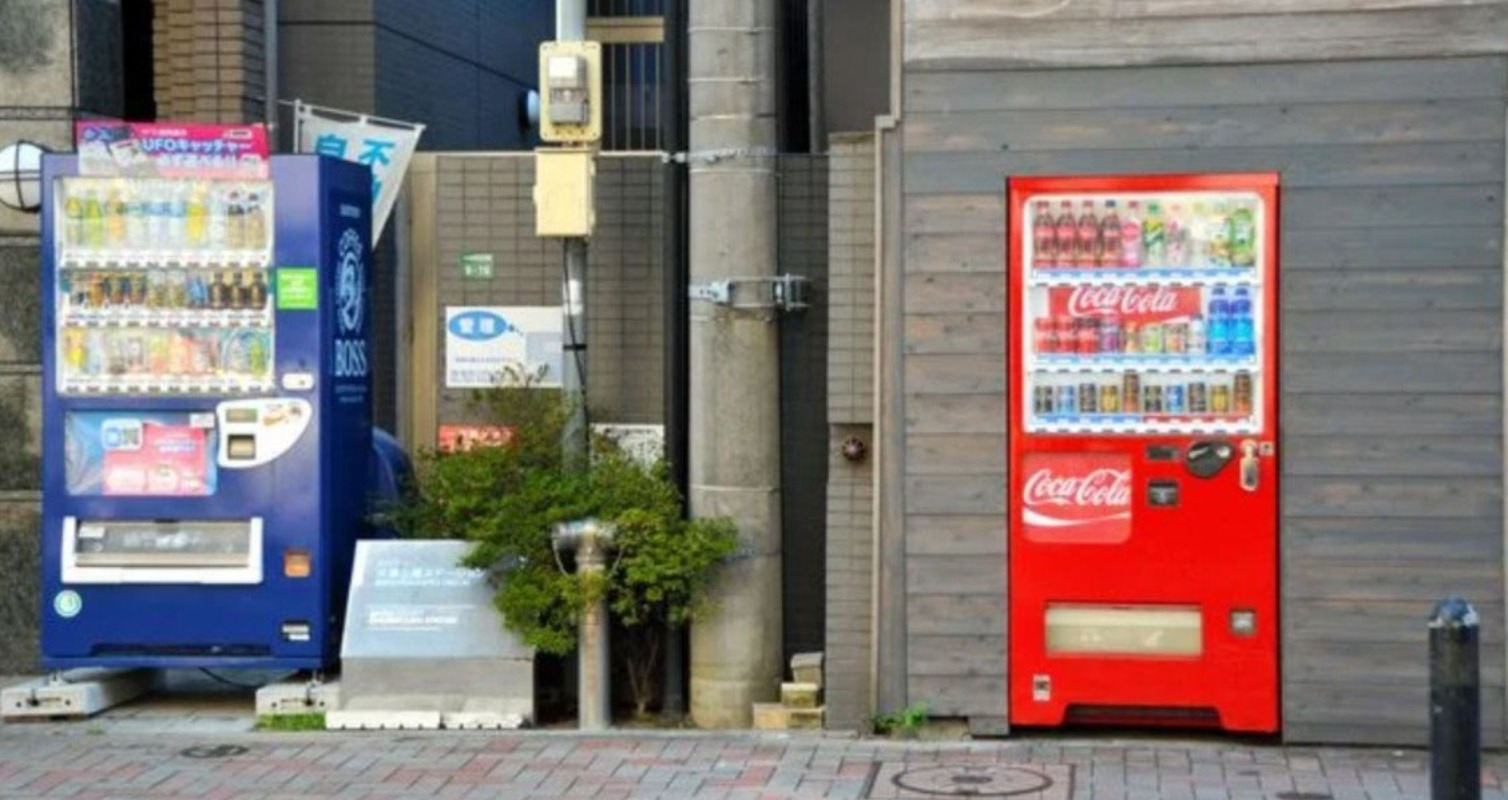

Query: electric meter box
left=38, top=154, right=378, bottom=671
left=539, top=41, right=603, bottom=144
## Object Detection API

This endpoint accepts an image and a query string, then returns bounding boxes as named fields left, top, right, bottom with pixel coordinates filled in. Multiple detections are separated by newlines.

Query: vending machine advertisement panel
left=1007, top=174, right=1280, bottom=733
left=40, top=146, right=375, bottom=671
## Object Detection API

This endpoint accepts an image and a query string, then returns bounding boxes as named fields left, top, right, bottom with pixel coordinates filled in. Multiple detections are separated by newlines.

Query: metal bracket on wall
left=689, top=275, right=810, bottom=312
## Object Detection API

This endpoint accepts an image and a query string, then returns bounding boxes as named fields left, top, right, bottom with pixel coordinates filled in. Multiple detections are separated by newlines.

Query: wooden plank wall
left=898, top=55, right=1507, bottom=744
left=905, top=1, right=1508, bottom=70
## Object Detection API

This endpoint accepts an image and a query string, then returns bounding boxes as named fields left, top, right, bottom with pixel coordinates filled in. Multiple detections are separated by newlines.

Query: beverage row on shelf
left=1030, top=197, right=1258, bottom=271
left=1031, top=371, right=1255, bottom=416
left=1033, top=287, right=1256, bottom=357
left=63, top=269, right=270, bottom=314
left=59, top=328, right=271, bottom=383
left=59, top=180, right=272, bottom=254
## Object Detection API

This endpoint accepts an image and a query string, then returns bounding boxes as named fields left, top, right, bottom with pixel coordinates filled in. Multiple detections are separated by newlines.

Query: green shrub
left=383, top=384, right=738, bottom=715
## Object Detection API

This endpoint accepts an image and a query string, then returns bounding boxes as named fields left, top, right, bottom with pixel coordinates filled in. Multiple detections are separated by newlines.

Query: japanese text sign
left=76, top=122, right=269, bottom=179
left=294, top=101, right=424, bottom=245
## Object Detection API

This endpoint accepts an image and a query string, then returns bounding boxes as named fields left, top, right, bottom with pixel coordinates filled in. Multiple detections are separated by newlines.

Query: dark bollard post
left=1430, top=597, right=1480, bottom=800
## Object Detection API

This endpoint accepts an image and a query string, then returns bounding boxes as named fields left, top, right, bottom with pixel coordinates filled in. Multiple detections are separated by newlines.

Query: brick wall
left=153, top=0, right=266, bottom=124
left=824, top=133, right=876, bottom=730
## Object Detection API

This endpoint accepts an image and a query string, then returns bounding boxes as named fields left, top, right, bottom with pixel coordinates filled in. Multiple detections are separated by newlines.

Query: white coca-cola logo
left=1023, top=467, right=1131, bottom=509
left=1066, top=285, right=1179, bottom=317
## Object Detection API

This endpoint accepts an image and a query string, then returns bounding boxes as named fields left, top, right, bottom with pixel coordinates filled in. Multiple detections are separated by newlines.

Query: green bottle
left=1228, top=202, right=1256, bottom=269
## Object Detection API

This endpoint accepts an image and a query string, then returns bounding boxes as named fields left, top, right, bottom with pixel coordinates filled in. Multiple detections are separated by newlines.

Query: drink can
left=1033, top=386, right=1053, bottom=414
left=1076, top=318, right=1100, bottom=354
left=1100, top=384, right=1120, bottom=413
left=1122, top=321, right=1140, bottom=353
left=1164, top=322, right=1187, bottom=354
left=1234, top=370, right=1254, bottom=414
left=1211, top=384, right=1231, bottom=414
left=1033, top=319, right=1055, bottom=354
left=1098, top=315, right=1121, bottom=353
left=1056, top=385, right=1077, bottom=414
left=1055, top=316, right=1075, bottom=346
left=1121, top=371, right=1141, bottom=412
left=1140, top=322, right=1164, bottom=355
left=1078, top=382, right=1098, bottom=413
left=1145, top=385, right=1164, bottom=413
left=1189, top=381, right=1208, bottom=413
left=1165, top=384, right=1185, bottom=414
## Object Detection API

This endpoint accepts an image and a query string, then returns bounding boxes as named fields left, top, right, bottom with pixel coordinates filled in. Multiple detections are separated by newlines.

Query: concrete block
left=791, top=651, right=824, bottom=688
left=789, top=706, right=824, bottom=730
left=781, top=681, right=822, bottom=709
left=255, top=677, right=341, bottom=716
left=2, top=669, right=155, bottom=719
left=325, top=710, right=442, bottom=730
left=752, top=702, right=789, bottom=730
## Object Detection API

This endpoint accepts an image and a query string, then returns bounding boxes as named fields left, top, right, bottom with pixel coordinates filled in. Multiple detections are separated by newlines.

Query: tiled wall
left=823, top=133, right=876, bottom=729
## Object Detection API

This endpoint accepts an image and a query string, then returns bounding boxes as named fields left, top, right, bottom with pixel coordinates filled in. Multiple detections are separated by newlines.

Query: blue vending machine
left=40, top=154, right=374, bottom=671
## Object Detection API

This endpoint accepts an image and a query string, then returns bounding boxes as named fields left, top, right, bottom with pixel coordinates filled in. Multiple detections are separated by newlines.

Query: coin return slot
left=227, top=434, right=256, bottom=461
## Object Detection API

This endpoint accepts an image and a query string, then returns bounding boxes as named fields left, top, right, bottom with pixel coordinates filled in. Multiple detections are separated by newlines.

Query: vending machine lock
left=1185, top=440, right=1235, bottom=479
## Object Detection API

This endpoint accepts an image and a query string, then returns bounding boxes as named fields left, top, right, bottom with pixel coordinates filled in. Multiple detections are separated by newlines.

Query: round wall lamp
left=0, top=140, right=49, bottom=214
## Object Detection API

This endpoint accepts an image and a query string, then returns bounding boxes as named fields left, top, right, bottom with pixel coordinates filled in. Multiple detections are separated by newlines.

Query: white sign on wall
left=444, top=307, right=563, bottom=388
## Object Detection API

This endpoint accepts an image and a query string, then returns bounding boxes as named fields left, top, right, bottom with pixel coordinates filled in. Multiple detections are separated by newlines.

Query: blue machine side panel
left=39, top=155, right=372, bottom=670
left=315, top=157, right=374, bottom=655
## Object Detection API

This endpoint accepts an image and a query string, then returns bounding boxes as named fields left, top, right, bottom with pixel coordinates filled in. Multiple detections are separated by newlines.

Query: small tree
left=386, top=383, right=737, bottom=717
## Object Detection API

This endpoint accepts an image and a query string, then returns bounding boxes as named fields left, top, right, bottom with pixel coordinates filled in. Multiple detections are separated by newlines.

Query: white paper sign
left=445, top=306, right=563, bottom=388
left=294, top=100, right=424, bottom=245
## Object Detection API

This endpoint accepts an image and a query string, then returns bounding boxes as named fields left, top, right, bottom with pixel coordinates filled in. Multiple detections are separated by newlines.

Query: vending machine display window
left=64, top=411, right=218, bottom=497
left=52, top=177, right=276, bottom=396
left=1021, top=191, right=1265, bottom=436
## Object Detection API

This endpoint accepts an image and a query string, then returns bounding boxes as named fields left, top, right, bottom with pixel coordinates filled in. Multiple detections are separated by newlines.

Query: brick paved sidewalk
left=1, top=724, right=1505, bottom=800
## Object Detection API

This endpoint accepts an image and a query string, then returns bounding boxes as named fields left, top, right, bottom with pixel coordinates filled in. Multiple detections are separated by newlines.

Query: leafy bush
left=385, top=384, right=738, bottom=715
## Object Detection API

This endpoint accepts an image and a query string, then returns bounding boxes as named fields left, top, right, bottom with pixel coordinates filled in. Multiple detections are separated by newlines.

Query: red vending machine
left=1007, top=174, right=1280, bottom=733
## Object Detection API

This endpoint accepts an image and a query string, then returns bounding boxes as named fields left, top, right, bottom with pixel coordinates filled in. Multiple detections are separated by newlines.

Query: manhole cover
left=890, top=765, right=1056, bottom=797
left=180, top=744, right=249, bottom=759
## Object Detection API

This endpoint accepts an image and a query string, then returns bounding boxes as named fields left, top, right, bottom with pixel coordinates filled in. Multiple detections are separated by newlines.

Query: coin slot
left=1148, top=479, right=1179, bottom=507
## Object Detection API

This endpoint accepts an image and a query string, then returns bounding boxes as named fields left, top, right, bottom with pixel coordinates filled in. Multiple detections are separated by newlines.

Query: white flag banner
left=293, top=100, right=424, bottom=244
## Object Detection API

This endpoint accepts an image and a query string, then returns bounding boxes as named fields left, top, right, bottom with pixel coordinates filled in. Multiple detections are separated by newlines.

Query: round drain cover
left=892, top=765, right=1055, bottom=797
left=180, top=744, right=249, bottom=759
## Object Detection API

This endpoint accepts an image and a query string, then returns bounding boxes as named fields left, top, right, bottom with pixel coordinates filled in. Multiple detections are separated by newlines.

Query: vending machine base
left=1, top=668, right=155, bottom=720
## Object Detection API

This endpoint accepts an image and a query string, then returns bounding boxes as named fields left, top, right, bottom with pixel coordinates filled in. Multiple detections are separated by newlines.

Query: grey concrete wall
left=0, top=0, right=86, bottom=674
left=824, top=133, right=876, bottom=730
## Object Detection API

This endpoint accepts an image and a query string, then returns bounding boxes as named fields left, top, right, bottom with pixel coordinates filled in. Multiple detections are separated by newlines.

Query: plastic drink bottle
left=1232, top=287, right=1255, bottom=356
left=1209, top=201, right=1232, bottom=268
left=1208, top=287, right=1231, bottom=355
left=1074, top=201, right=1099, bottom=268
left=83, top=189, right=104, bottom=249
left=1166, top=205, right=1188, bottom=267
left=64, top=191, right=84, bottom=247
left=1229, top=201, right=1257, bottom=268
left=1098, top=201, right=1122, bottom=267
left=1053, top=201, right=1076, bottom=268
left=103, top=189, right=127, bottom=247
left=1120, top=201, right=1143, bottom=268
left=1142, top=201, right=1167, bottom=267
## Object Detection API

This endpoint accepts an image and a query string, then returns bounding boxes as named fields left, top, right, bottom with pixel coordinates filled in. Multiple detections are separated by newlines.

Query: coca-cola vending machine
left=1007, top=174, right=1279, bottom=733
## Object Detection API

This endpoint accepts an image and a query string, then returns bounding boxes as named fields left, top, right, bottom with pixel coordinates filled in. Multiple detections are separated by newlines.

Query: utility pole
left=537, top=0, right=599, bottom=465
left=687, top=0, right=784, bottom=728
